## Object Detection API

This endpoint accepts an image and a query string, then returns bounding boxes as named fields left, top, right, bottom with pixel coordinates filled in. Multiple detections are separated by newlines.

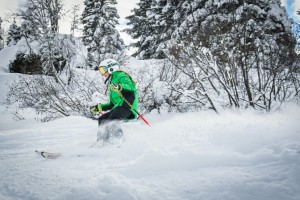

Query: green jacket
left=101, top=71, right=138, bottom=118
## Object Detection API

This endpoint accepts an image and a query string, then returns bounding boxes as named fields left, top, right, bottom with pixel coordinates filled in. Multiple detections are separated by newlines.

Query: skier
left=90, top=59, right=138, bottom=142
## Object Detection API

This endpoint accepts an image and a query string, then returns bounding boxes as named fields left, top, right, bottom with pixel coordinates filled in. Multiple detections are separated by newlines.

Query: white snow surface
left=1, top=74, right=300, bottom=200
left=0, top=69, right=300, bottom=200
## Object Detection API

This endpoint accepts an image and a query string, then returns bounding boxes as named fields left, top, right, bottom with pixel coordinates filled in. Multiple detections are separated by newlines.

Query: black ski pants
left=98, top=106, right=135, bottom=126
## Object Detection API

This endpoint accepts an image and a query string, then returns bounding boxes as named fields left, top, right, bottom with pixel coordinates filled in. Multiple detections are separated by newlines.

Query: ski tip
left=35, top=150, right=62, bottom=159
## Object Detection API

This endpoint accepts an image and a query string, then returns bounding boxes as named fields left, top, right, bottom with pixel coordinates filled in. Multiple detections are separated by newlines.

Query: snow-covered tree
left=18, top=0, right=62, bottom=34
left=70, top=4, right=81, bottom=37
left=296, top=10, right=300, bottom=52
left=162, top=0, right=299, bottom=112
left=17, top=0, right=63, bottom=74
left=126, top=0, right=153, bottom=58
left=146, top=0, right=180, bottom=59
left=171, top=0, right=208, bottom=40
left=126, top=0, right=212, bottom=59
left=19, top=20, right=35, bottom=40
left=0, top=17, right=4, bottom=50
left=6, top=19, right=22, bottom=47
left=126, top=0, right=181, bottom=59
left=81, top=0, right=124, bottom=67
left=17, top=0, right=62, bottom=38
left=212, top=0, right=298, bottom=108
left=46, top=0, right=62, bottom=32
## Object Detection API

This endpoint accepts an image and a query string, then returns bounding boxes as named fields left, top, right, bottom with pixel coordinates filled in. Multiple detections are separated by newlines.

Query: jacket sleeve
left=101, top=102, right=114, bottom=111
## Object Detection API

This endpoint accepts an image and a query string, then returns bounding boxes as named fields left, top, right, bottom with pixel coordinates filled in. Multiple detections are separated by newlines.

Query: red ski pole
left=116, top=91, right=151, bottom=126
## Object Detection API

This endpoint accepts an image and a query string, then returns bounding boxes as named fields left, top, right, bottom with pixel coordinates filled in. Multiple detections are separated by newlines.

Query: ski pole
left=116, top=91, right=151, bottom=126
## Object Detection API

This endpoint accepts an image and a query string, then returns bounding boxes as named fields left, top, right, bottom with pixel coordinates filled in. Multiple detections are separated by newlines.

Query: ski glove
left=90, top=104, right=102, bottom=115
left=110, top=83, right=122, bottom=92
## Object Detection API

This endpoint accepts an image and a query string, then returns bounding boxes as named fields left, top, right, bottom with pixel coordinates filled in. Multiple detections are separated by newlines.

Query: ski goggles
left=98, top=66, right=107, bottom=75
left=98, top=63, right=117, bottom=75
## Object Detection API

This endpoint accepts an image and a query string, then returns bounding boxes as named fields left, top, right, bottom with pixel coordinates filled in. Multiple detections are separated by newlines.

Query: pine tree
left=81, top=0, right=124, bottom=67
left=126, top=0, right=154, bottom=59
left=19, top=20, right=35, bottom=40
left=7, top=19, right=22, bottom=47
left=144, top=0, right=178, bottom=59
left=296, top=10, right=300, bottom=52
left=173, top=0, right=297, bottom=65
left=171, top=0, right=208, bottom=40
left=126, top=0, right=181, bottom=59
left=70, top=4, right=81, bottom=37
left=17, top=2, right=38, bottom=39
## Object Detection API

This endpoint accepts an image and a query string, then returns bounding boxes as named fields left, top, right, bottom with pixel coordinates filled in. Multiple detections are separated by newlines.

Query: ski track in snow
left=1, top=104, right=300, bottom=200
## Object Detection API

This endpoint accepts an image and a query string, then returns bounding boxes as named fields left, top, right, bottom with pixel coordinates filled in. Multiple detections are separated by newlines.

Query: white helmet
left=99, top=59, right=120, bottom=74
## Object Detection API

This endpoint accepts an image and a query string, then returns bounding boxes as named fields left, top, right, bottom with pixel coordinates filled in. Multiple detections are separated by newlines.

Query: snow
left=0, top=2, right=298, bottom=200
left=1, top=69, right=300, bottom=199
left=0, top=13, right=300, bottom=198
left=268, top=2, right=293, bottom=32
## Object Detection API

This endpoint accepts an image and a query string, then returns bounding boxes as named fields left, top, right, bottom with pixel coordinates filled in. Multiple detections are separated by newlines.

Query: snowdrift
left=1, top=105, right=300, bottom=200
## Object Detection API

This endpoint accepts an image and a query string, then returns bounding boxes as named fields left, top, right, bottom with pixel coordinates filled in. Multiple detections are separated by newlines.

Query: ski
left=35, top=150, right=62, bottom=159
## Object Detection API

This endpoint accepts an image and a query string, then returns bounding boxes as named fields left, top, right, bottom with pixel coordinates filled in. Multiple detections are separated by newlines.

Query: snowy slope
left=1, top=98, right=300, bottom=200
left=0, top=55, right=300, bottom=200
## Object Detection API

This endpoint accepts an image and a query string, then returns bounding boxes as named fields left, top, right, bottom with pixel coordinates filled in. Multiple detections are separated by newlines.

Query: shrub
left=9, top=53, right=43, bottom=74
